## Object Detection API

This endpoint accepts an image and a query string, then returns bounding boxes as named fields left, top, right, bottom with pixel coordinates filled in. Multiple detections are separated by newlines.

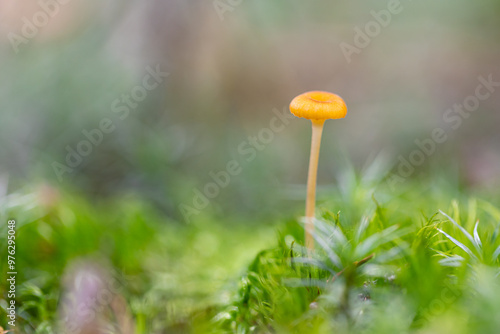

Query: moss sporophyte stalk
left=289, top=91, right=347, bottom=253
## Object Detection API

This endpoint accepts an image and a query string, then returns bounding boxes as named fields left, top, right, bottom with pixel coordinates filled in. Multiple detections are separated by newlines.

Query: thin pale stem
left=305, top=119, right=325, bottom=253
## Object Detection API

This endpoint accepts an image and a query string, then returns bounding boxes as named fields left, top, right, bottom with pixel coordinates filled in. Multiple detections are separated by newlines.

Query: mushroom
left=289, top=91, right=347, bottom=252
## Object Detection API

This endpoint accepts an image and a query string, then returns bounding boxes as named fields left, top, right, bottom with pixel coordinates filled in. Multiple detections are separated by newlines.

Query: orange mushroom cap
left=289, top=91, right=347, bottom=120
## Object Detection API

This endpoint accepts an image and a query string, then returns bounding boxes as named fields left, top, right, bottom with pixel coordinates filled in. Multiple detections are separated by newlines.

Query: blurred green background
left=1, top=0, right=499, bottom=222
left=0, top=0, right=499, bottom=332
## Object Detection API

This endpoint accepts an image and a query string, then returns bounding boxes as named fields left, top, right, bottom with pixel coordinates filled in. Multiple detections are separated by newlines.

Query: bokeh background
left=1, top=0, right=499, bottom=222
left=1, top=0, right=500, bottom=332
